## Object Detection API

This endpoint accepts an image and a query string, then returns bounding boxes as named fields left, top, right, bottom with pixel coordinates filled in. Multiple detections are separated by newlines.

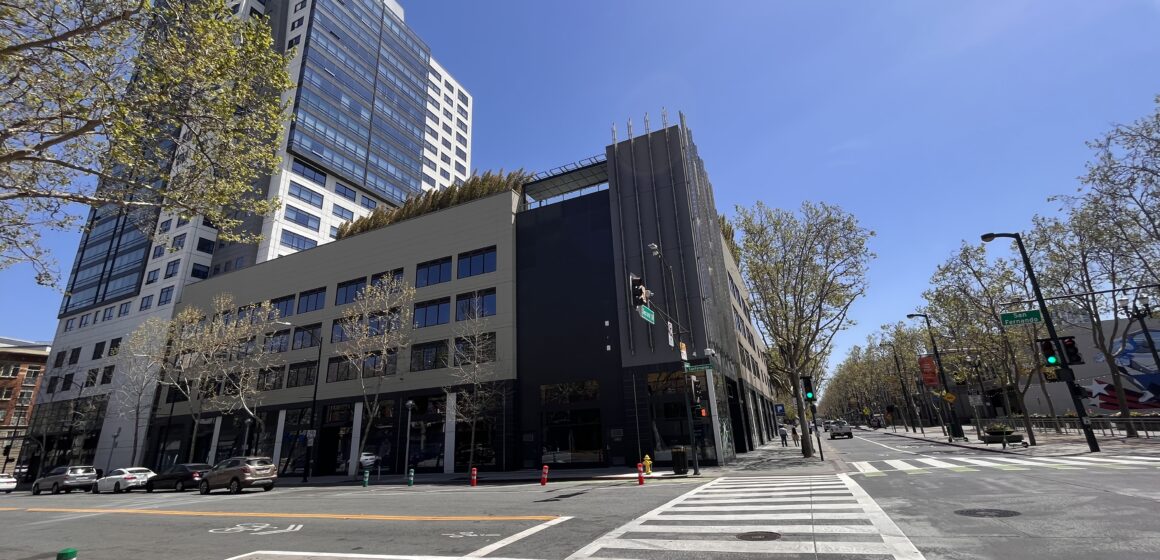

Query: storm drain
left=954, top=508, right=1021, bottom=518
left=737, top=532, right=782, bottom=541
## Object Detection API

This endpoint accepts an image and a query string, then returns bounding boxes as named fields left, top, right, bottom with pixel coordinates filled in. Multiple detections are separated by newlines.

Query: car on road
left=829, top=421, right=854, bottom=439
left=358, top=452, right=378, bottom=468
left=823, top=420, right=833, bottom=432
left=31, top=465, right=98, bottom=495
left=199, top=456, right=277, bottom=495
left=146, top=463, right=213, bottom=493
left=94, top=467, right=155, bottom=494
left=0, top=473, right=16, bottom=493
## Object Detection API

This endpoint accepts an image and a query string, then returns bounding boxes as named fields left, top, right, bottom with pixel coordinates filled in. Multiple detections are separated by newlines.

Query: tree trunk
left=1010, top=380, right=1037, bottom=446
left=791, top=377, right=813, bottom=457
left=468, top=415, right=477, bottom=472
left=1032, top=368, right=1062, bottom=433
left=186, top=418, right=200, bottom=463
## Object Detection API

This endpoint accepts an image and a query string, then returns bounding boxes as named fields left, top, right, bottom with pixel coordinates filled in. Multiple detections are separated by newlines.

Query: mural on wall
left=1085, top=328, right=1160, bottom=411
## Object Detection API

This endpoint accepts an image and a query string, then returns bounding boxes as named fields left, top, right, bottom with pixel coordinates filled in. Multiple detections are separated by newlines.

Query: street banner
left=918, top=354, right=939, bottom=387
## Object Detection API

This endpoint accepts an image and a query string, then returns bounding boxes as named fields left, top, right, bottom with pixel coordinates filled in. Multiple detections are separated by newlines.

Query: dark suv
left=199, top=457, right=277, bottom=494
left=32, top=466, right=98, bottom=495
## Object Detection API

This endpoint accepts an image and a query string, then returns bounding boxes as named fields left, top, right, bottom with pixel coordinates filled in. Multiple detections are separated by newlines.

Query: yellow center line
left=22, top=507, right=556, bottom=522
left=0, top=507, right=22, bottom=512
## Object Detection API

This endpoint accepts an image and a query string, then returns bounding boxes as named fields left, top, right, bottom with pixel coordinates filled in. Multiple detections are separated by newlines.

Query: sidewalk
left=868, top=424, right=1160, bottom=457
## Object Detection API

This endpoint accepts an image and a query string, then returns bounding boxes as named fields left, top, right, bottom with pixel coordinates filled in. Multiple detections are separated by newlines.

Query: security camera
left=704, top=348, right=716, bottom=356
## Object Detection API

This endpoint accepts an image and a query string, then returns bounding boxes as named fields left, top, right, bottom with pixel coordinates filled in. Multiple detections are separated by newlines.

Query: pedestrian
left=778, top=425, right=789, bottom=447
left=791, top=425, right=800, bottom=446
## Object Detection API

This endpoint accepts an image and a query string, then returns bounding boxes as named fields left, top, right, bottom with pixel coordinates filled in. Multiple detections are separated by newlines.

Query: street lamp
left=402, top=399, right=415, bottom=479
left=906, top=313, right=965, bottom=441
left=274, top=320, right=326, bottom=482
left=981, top=231, right=1100, bottom=452
left=1116, top=293, right=1160, bottom=373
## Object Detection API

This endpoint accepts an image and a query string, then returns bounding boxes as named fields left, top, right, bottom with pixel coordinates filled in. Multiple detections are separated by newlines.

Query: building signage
left=1000, top=309, right=1042, bottom=326
left=918, top=354, right=940, bottom=387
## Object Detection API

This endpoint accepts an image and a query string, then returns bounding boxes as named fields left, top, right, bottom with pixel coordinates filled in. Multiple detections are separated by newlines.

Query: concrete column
left=206, top=417, right=222, bottom=464
left=443, top=392, right=456, bottom=474
left=271, top=409, right=287, bottom=465
left=348, top=401, right=363, bottom=477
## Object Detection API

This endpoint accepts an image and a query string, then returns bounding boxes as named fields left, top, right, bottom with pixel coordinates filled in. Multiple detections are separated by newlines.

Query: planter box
left=981, top=433, right=1023, bottom=444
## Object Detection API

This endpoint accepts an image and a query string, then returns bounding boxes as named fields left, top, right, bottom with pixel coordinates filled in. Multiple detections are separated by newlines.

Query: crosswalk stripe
left=1031, top=457, right=1129, bottom=468
left=627, top=523, right=881, bottom=534
left=705, top=483, right=848, bottom=490
left=654, top=512, right=870, bottom=520
left=681, top=496, right=857, bottom=504
left=1118, top=455, right=1160, bottom=462
left=884, top=459, right=928, bottom=473
left=947, top=456, right=1028, bottom=470
left=1072, top=456, right=1153, bottom=466
left=990, top=457, right=1081, bottom=469
left=694, top=489, right=854, bottom=497
left=669, top=504, right=866, bottom=511
left=853, top=461, right=881, bottom=473
left=914, top=458, right=959, bottom=469
left=589, top=538, right=897, bottom=556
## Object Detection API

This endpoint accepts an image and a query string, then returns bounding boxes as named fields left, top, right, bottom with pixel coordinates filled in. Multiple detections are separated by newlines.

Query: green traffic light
left=805, top=392, right=814, bottom=399
left=1047, top=355, right=1058, bottom=365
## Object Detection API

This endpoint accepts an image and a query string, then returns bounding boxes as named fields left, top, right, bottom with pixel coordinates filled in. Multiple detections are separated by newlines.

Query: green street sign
left=640, top=305, right=655, bottom=325
left=1001, top=309, right=1042, bottom=326
left=684, top=363, right=711, bottom=372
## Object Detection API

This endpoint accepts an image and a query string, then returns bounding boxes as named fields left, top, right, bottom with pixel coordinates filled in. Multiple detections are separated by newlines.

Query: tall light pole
left=275, top=320, right=326, bottom=481
left=1117, top=293, right=1160, bottom=373
left=649, top=242, right=701, bottom=471
left=981, top=232, right=1099, bottom=452
left=402, top=399, right=415, bottom=478
left=906, top=313, right=965, bottom=440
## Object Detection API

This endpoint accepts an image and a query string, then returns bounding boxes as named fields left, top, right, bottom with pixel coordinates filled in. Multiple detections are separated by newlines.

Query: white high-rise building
left=30, top=0, right=472, bottom=473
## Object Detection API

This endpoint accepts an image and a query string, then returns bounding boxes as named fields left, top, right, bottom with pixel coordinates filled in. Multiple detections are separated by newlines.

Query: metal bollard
left=407, top=468, right=414, bottom=487
left=540, top=465, right=549, bottom=486
left=363, top=469, right=370, bottom=487
left=637, top=462, right=645, bottom=486
left=470, top=467, right=477, bottom=487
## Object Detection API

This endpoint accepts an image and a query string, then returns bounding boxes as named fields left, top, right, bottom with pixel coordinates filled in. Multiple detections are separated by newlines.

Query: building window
left=292, top=324, right=321, bottom=350
left=297, top=287, right=326, bottom=314
left=371, top=268, right=405, bottom=288
left=289, top=181, right=324, bottom=208
left=457, top=106, right=469, bottom=120
left=292, top=159, right=327, bottom=185
left=101, top=365, right=114, bottom=384
left=455, top=132, right=468, bottom=146
left=191, top=263, right=210, bottom=279
left=280, top=230, right=317, bottom=251
left=332, top=204, right=354, bottom=221
left=146, top=269, right=159, bottom=284
left=165, top=259, right=180, bottom=278
left=335, top=183, right=356, bottom=201
left=265, top=329, right=290, bottom=353
left=441, top=138, right=452, bottom=150
left=360, top=196, right=377, bottom=210
left=24, top=365, right=41, bottom=385
left=177, top=215, right=190, bottom=227
left=457, top=247, right=496, bottom=279
left=410, top=340, right=448, bottom=372
left=331, top=317, right=353, bottom=343
left=440, top=153, right=451, bottom=165
left=335, top=277, right=366, bottom=305
left=285, top=361, right=317, bottom=388
left=62, top=373, right=74, bottom=390
left=458, top=91, right=469, bottom=105
left=455, top=147, right=467, bottom=160
left=0, top=387, right=10, bottom=399
left=456, top=119, right=468, bottom=133
left=413, top=298, right=451, bottom=328
left=285, top=205, right=321, bottom=231
left=102, top=307, right=114, bottom=321
left=64, top=318, right=75, bottom=332
left=92, top=341, right=106, bottom=360
left=294, top=0, right=306, bottom=11
left=85, top=368, right=98, bottom=387
left=118, top=302, right=131, bottom=317
left=290, top=16, right=303, bottom=30
left=234, top=256, right=244, bottom=270
left=109, top=337, right=122, bottom=356
left=326, top=356, right=358, bottom=382
left=287, top=36, right=300, bottom=50
left=456, top=288, right=497, bottom=321
left=79, top=314, right=90, bottom=328
left=196, top=237, right=215, bottom=254
left=440, top=169, right=450, bottom=180
left=158, top=286, right=174, bottom=305
left=272, top=295, right=295, bottom=319
left=67, top=347, right=80, bottom=365
left=454, top=333, right=496, bottom=366
left=329, top=226, right=339, bottom=239
left=258, top=367, right=284, bottom=391
left=140, top=295, right=153, bottom=311
left=153, top=245, right=166, bottom=259
left=47, top=377, right=59, bottom=394
left=415, top=256, right=452, bottom=287
left=172, top=233, right=186, bottom=249
left=454, top=162, right=466, bottom=175
left=158, top=219, right=172, bottom=233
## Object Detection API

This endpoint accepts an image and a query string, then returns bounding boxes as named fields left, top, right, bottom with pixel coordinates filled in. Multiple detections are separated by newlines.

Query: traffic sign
left=640, top=306, right=655, bottom=324
left=1001, top=309, right=1042, bottom=326
left=775, top=403, right=786, bottom=416
left=943, top=393, right=957, bottom=404
left=684, top=363, right=711, bottom=372
left=680, top=342, right=687, bottom=361
left=667, top=321, right=674, bottom=347
left=968, top=394, right=983, bottom=407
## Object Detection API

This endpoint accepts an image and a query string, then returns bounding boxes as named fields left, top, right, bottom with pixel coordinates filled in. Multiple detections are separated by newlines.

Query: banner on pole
left=918, top=354, right=939, bottom=387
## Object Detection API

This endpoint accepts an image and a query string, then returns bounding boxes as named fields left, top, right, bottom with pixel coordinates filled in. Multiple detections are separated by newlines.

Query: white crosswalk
left=849, top=454, right=1160, bottom=476
left=566, top=475, right=924, bottom=559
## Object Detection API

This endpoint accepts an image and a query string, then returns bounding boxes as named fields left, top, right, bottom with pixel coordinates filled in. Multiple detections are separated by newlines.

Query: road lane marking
left=625, top=523, right=881, bottom=534
left=989, top=457, right=1080, bottom=469
left=0, top=507, right=21, bottom=512
left=21, top=508, right=555, bottom=522
left=465, top=516, right=571, bottom=557
left=838, top=473, right=925, bottom=560
left=883, top=459, right=928, bottom=474
left=227, top=553, right=531, bottom=560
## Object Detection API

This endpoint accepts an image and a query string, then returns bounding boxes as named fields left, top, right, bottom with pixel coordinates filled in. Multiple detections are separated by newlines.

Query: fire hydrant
left=642, top=455, right=653, bottom=475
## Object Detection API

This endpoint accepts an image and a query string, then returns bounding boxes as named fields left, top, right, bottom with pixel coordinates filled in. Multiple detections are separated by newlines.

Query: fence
left=989, top=416, right=1160, bottom=439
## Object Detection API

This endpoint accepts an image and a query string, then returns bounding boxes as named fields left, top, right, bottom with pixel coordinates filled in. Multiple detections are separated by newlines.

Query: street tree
left=0, top=0, right=291, bottom=284
left=114, top=319, right=168, bottom=465
left=334, top=276, right=416, bottom=474
left=446, top=297, right=502, bottom=473
left=735, top=201, right=874, bottom=457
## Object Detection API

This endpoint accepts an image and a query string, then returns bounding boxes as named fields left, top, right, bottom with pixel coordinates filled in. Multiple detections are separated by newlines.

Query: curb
left=868, top=428, right=1018, bottom=455
left=277, top=473, right=695, bottom=489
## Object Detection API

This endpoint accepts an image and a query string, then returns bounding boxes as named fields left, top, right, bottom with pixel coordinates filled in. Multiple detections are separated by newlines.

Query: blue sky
left=4, top=1, right=1160, bottom=371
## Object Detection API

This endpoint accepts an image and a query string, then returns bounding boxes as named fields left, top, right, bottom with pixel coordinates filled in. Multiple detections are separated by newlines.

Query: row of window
left=0, top=363, right=40, bottom=381
left=52, top=337, right=122, bottom=369
left=45, top=365, right=115, bottom=394
left=0, top=387, right=34, bottom=404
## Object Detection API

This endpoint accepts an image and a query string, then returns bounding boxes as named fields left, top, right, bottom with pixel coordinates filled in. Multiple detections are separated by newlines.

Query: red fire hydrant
left=540, top=465, right=549, bottom=486
left=637, top=462, right=645, bottom=486
left=470, top=467, right=478, bottom=487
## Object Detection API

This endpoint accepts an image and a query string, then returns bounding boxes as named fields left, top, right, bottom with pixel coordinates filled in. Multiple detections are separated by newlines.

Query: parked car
left=0, top=473, right=16, bottom=493
left=94, top=467, right=155, bottom=494
left=31, top=465, right=98, bottom=495
left=829, top=421, right=854, bottom=439
left=146, top=463, right=213, bottom=493
left=199, top=457, right=277, bottom=495
left=823, top=420, right=833, bottom=432
left=358, top=452, right=379, bottom=468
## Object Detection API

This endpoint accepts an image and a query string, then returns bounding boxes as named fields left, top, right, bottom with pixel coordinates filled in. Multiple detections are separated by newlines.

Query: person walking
left=778, top=425, right=789, bottom=447
left=791, top=425, right=800, bottom=447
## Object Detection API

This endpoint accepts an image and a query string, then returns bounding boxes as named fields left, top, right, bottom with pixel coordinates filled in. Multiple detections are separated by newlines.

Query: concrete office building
left=0, top=338, right=49, bottom=475
left=144, top=118, right=776, bottom=475
left=33, top=0, right=471, bottom=474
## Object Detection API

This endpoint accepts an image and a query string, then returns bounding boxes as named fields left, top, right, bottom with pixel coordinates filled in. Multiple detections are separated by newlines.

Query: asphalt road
left=830, top=428, right=1160, bottom=560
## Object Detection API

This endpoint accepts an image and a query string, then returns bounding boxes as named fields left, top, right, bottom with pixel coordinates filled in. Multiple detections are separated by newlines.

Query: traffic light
left=1040, top=339, right=1060, bottom=366
left=692, top=403, right=708, bottom=417
left=2, top=444, right=9, bottom=458
left=630, top=274, right=648, bottom=308
left=1062, top=336, right=1083, bottom=365
left=802, top=376, right=816, bottom=402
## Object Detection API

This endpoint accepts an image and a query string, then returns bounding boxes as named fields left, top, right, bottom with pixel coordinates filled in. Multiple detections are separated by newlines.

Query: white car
left=828, top=421, right=854, bottom=439
left=358, top=452, right=379, bottom=468
left=0, top=473, right=15, bottom=493
left=94, top=467, right=155, bottom=494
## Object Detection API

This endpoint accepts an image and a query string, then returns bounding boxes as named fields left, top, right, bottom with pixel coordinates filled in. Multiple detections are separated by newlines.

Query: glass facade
left=60, top=204, right=157, bottom=316
left=646, top=371, right=717, bottom=463
left=289, top=0, right=431, bottom=207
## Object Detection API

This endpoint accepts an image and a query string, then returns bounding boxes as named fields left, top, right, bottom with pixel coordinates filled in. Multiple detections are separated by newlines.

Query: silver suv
left=32, top=465, right=98, bottom=495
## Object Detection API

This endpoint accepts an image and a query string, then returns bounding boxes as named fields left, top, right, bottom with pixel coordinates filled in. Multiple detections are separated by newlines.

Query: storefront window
left=406, top=396, right=445, bottom=471
left=646, top=371, right=716, bottom=463
left=540, top=380, right=602, bottom=465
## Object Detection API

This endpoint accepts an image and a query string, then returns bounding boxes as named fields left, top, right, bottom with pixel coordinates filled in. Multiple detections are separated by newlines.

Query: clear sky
left=4, top=1, right=1160, bottom=370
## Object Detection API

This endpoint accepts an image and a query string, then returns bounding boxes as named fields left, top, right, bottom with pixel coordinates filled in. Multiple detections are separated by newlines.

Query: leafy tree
left=0, top=0, right=291, bottom=284
left=446, top=298, right=502, bottom=473
left=115, top=319, right=168, bottom=465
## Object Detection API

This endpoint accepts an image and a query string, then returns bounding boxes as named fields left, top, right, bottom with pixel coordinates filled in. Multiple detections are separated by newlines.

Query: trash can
left=671, top=446, right=689, bottom=475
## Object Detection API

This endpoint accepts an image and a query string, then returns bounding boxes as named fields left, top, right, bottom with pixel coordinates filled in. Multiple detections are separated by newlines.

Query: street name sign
left=1001, top=309, right=1042, bottom=326
left=667, top=321, right=674, bottom=347
left=640, top=306, right=655, bottom=324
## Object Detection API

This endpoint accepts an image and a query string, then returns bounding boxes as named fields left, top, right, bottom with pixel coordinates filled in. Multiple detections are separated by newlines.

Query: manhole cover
left=954, top=509, right=1021, bottom=518
left=737, top=532, right=781, bottom=541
